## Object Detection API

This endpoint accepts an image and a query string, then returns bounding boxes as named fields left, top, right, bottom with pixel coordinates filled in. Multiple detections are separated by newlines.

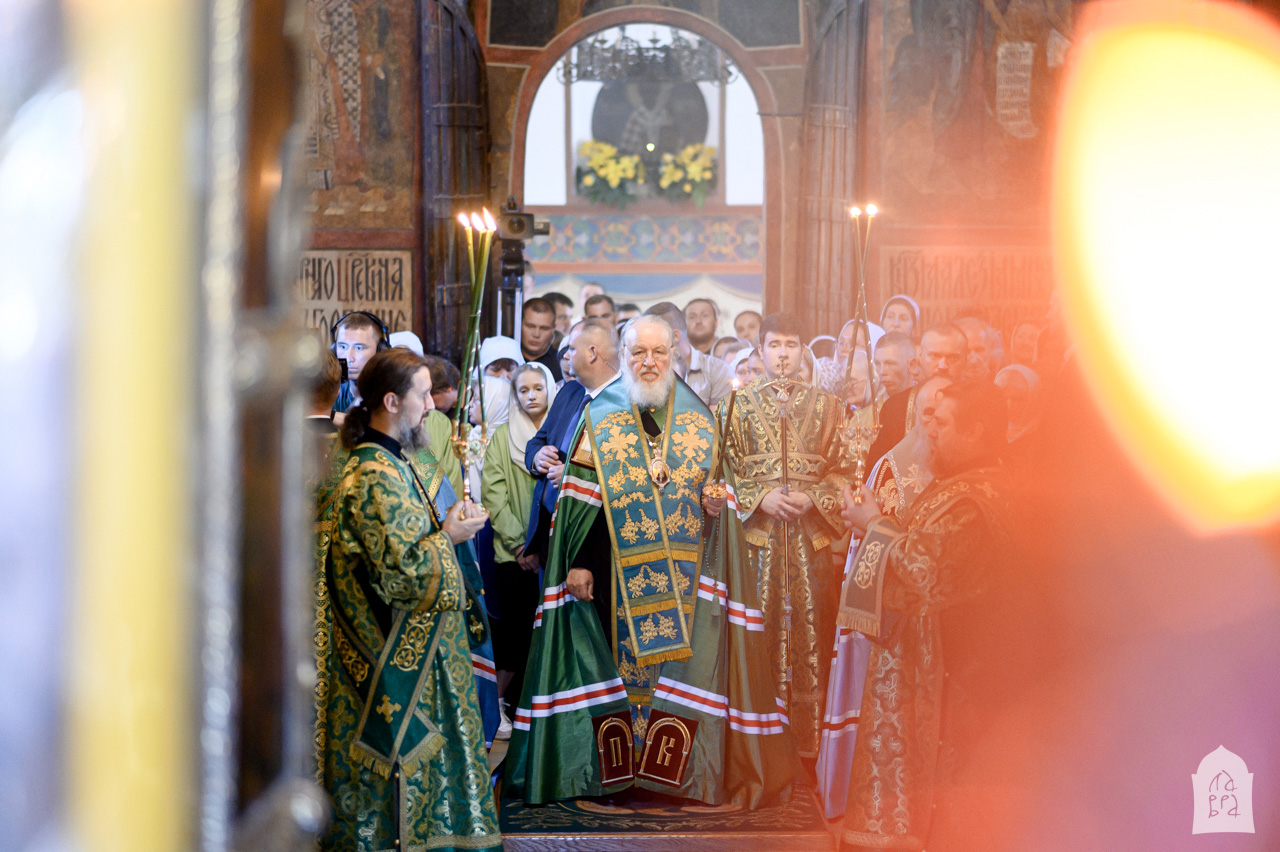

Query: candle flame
left=731, top=377, right=741, bottom=390
left=470, top=212, right=485, bottom=230
left=866, top=203, right=879, bottom=217
left=482, top=207, right=497, bottom=232
left=849, top=206, right=861, bottom=218
left=457, top=212, right=471, bottom=229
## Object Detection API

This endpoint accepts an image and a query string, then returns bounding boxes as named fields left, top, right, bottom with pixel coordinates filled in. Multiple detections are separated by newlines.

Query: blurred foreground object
left=1053, top=0, right=1280, bottom=530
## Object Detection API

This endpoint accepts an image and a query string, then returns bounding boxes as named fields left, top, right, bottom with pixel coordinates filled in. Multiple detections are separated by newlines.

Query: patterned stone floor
left=496, top=785, right=837, bottom=852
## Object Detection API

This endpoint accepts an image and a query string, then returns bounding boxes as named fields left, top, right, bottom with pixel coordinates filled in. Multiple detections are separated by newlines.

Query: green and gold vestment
left=721, top=379, right=855, bottom=758
left=506, top=379, right=799, bottom=808
left=317, top=439, right=501, bottom=852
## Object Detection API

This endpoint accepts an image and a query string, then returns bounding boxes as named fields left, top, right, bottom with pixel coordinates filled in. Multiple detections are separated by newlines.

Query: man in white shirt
left=643, top=301, right=733, bottom=408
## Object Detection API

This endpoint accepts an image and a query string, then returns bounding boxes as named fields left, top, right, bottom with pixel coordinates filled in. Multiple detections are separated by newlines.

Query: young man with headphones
left=331, top=311, right=389, bottom=414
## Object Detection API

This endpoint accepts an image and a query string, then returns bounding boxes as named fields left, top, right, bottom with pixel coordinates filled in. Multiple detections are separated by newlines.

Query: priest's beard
left=623, top=364, right=675, bottom=410
left=397, top=413, right=433, bottom=452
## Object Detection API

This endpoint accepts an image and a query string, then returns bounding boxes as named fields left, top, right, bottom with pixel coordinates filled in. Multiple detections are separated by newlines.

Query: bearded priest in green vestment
left=506, top=315, right=799, bottom=809
left=316, top=348, right=501, bottom=852
left=838, top=382, right=1010, bottom=852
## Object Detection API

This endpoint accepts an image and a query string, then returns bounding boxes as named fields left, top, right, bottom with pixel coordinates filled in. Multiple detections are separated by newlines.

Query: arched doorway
left=506, top=7, right=792, bottom=315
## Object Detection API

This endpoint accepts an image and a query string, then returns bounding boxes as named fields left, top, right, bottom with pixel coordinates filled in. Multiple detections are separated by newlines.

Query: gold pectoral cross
left=376, top=694, right=402, bottom=723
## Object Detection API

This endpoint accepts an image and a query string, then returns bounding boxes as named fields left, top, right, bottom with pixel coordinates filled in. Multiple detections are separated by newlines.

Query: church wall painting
left=878, top=0, right=1073, bottom=227
left=305, top=0, right=418, bottom=232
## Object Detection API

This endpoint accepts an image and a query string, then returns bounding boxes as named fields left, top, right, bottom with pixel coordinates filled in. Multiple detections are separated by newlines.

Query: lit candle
left=457, top=212, right=475, bottom=282
left=722, top=377, right=741, bottom=449
left=712, top=376, right=742, bottom=485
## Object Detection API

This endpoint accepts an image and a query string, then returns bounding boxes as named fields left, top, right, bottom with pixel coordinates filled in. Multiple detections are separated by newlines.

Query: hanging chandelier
left=557, top=27, right=738, bottom=85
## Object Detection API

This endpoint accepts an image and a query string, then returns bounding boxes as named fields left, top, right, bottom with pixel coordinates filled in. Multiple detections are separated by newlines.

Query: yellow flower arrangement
left=576, top=140, right=645, bottom=209
left=574, top=140, right=716, bottom=209
left=658, top=143, right=717, bottom=208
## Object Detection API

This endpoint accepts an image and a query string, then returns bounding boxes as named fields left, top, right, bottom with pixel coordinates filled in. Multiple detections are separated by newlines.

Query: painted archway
left=504, top=7, right=799, bottom=309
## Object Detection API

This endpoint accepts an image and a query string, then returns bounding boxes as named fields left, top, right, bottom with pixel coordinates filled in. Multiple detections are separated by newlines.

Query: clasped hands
left=532, top=445, right=565, bottom=487
left=758, top=487, right=814, bottom=523
left=442, top=499, right=488, bottom=544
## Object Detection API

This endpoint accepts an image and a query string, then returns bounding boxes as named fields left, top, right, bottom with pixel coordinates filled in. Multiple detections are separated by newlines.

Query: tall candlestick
left=710, top=377, right=741, bottom=486
left=844, top=203, right=883, bottom=503
left=457, top=212, right=475, bottom=283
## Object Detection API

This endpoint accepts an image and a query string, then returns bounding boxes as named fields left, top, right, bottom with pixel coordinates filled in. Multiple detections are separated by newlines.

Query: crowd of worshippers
left=307, top=285, right=1063, bottom=852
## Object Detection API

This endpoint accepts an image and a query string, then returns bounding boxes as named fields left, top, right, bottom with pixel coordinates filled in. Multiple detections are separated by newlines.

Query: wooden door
left=421, top=0, right=490, bottom=363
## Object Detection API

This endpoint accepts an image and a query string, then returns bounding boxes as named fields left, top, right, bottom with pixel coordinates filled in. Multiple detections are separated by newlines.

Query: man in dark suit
left=523, top=319, right=620, bottom=563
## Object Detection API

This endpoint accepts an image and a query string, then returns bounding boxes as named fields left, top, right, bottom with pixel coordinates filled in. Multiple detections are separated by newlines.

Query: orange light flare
left=1053, top=0, right=1280, bottom=530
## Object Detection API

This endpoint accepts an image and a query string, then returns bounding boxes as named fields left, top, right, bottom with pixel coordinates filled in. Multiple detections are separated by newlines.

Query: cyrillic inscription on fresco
left=297, top=250, right=412, bottom=334
left=880, top=246, right=1054, bottom=331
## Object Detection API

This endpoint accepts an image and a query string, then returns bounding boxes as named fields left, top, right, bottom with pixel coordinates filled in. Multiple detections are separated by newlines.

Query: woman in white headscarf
left=995, top=364, right=1043, bottom=476
left=480, top=362, right=557, bottom=726
left=467, top=374, right=512, bottom=500
left=879, top=294, right=921, bottom=340
left=816, top=318, right=885, bottom=395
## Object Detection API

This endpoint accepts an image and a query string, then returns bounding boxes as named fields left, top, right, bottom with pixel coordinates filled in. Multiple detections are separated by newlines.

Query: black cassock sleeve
left=573, top=510, right=615, bottom=647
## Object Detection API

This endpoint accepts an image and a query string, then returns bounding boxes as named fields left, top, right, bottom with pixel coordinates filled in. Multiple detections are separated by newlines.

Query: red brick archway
left=503, top=7, right=793, bottom=308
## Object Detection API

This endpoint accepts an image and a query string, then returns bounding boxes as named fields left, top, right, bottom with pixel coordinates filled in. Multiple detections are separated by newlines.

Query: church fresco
left=880, top=0, right=1074, bottom=226
left=305, top=0, right=417, bottom=231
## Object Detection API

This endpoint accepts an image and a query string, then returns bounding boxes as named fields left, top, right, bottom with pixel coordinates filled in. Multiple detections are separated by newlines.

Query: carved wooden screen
left=421, top=0, right=490, bottom=363
left=796, top=0, right=866, bottom=337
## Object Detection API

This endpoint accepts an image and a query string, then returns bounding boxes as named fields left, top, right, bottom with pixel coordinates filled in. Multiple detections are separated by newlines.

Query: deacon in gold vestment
left=720, top=313, right=855, bottom=758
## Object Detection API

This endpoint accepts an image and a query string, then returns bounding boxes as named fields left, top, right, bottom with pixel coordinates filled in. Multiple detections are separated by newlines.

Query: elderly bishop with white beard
left=506, top=315, right=800, bottom=808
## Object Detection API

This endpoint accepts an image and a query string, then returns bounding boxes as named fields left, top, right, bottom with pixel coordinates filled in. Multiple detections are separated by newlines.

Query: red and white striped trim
left=820, top=707, right=860, bottom=736
left=512, top=678, right=628, bottom=730
left=725, top=483, right=750, bottom=521
left=560, top=474, right=603, bottom=507
left=697, top=575, right=728, bottom=607
left=695, top=576, right=764, bottom=632
left=542, top=582, right=577, bottom=611
left=471, top=654, right=497, bottom=683
left=727, top=599, right=765, bottom=632
left=654, top=678, right=789, bottom=735
left=531, top=582, right=579, bottom=630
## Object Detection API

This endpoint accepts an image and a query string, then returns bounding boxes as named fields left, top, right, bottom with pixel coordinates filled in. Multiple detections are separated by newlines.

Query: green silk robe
left=721, top=379, right=855, bottom=757
left=318, top=441, right=501, bottom=852
left=480, top=422, right=535, bottom=564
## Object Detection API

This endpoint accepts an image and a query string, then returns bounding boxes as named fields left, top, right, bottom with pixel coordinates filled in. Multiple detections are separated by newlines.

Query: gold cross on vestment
left=376, top=694, right=401, bottom=723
